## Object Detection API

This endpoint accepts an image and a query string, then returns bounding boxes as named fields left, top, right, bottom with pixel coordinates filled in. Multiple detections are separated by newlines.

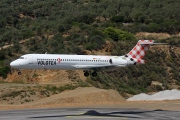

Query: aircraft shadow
left=29, top=109, right=166, bottom=119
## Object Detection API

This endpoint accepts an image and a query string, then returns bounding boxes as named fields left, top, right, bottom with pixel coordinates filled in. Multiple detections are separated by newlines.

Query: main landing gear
left=83, top=71, right=97, bottom=77
left=91, top=71, right=97, bottom=77
left=84, top=71, right=89, bottom=77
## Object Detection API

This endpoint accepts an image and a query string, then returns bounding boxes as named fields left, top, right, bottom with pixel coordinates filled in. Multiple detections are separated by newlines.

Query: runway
left=0, top=108, right=180, bottom=120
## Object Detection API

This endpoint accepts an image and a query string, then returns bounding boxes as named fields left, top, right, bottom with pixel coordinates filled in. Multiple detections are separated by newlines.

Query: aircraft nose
left=10, top=61, right=19, bottom=68
left=10, top=61, right=15, bottom=67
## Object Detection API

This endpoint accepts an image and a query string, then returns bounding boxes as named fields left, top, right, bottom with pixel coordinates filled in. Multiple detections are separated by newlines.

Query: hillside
left=0, top=0, right=179, bottom=97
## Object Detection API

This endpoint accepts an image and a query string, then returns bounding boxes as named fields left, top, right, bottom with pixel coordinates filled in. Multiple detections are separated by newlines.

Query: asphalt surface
left=0, top=108, right=180, bottom=120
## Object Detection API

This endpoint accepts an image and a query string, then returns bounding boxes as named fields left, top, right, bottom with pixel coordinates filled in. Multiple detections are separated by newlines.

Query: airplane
left=10, top=40, right=167, bottom=77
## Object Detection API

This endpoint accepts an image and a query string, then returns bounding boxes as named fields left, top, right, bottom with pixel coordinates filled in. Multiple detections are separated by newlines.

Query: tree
left=57, top=24, right=65, bottom=32
left=86, top=35, right=105, bottom=50
left=111, top=15, right=124, bottom=23
left=77, top=13, right=95, bottom=24
left=36, top=27, right=43, bottom=36
left=0, top=51, right=5, bottom=60
left=90, top=30, right=105, bottom=38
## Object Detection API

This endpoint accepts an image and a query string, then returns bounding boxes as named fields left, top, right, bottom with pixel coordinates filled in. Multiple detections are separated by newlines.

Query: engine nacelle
left=127, top=58, right=136, bottom=65
left=110, top=57, right=127, bottom=66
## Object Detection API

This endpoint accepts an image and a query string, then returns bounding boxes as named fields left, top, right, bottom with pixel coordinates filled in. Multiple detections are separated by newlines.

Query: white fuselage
left=10, top=54, right=131, bottom=71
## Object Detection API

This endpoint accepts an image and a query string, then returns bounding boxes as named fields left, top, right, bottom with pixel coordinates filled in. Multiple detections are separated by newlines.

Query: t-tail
left=125, top=40, right=167, bottom=65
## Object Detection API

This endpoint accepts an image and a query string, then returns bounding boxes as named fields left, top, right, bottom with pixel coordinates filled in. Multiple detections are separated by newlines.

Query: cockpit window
left=19, top=57, right=24, bottom=59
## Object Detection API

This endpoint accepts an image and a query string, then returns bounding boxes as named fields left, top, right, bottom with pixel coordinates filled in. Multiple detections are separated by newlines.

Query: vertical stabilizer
left=127, top=40, right=154, bottom=60
left=125, top=40, right=155, bottom=64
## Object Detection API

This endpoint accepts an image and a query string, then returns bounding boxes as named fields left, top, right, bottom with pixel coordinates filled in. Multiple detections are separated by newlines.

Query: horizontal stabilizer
left=140, top=43, right=168, bottom=45
left=127, top=40, right=167, bottom=60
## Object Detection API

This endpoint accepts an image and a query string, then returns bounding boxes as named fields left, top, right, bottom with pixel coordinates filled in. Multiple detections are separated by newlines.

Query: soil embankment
left=0, top=87, right=125, bottom=110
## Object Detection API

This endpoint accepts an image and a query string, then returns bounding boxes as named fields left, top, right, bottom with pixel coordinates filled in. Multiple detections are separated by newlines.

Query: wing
left=72, top=64, right=126, bottom=71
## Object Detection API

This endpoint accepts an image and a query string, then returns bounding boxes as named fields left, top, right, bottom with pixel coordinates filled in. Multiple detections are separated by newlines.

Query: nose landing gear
left=18, top=70, right=21, bottom=75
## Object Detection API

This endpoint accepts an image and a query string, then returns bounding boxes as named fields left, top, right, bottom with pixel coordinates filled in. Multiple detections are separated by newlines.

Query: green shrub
left=155, top=85, right=163, bottom=91
left=1, top=91, right=22, bottom=98
left=104, top=27, right=135, bottom=41
left=0, top=66, right=10, bottom=78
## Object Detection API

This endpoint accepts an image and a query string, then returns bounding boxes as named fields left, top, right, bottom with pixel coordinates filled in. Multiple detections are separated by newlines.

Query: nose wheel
left=18, top=70, right=21, bottom=75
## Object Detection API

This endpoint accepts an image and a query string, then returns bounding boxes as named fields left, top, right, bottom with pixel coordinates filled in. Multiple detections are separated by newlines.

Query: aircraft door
left=109, top=59, right=113, bottom=64
left=28, top=55, right=33, bottom=65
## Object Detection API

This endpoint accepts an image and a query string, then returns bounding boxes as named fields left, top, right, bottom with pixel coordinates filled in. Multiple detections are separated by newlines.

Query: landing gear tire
left=18, top=71, right=21, bottom=75
left=84, top=71, right=89, bottom=77
left=92, top=72, right=97, bottom=77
